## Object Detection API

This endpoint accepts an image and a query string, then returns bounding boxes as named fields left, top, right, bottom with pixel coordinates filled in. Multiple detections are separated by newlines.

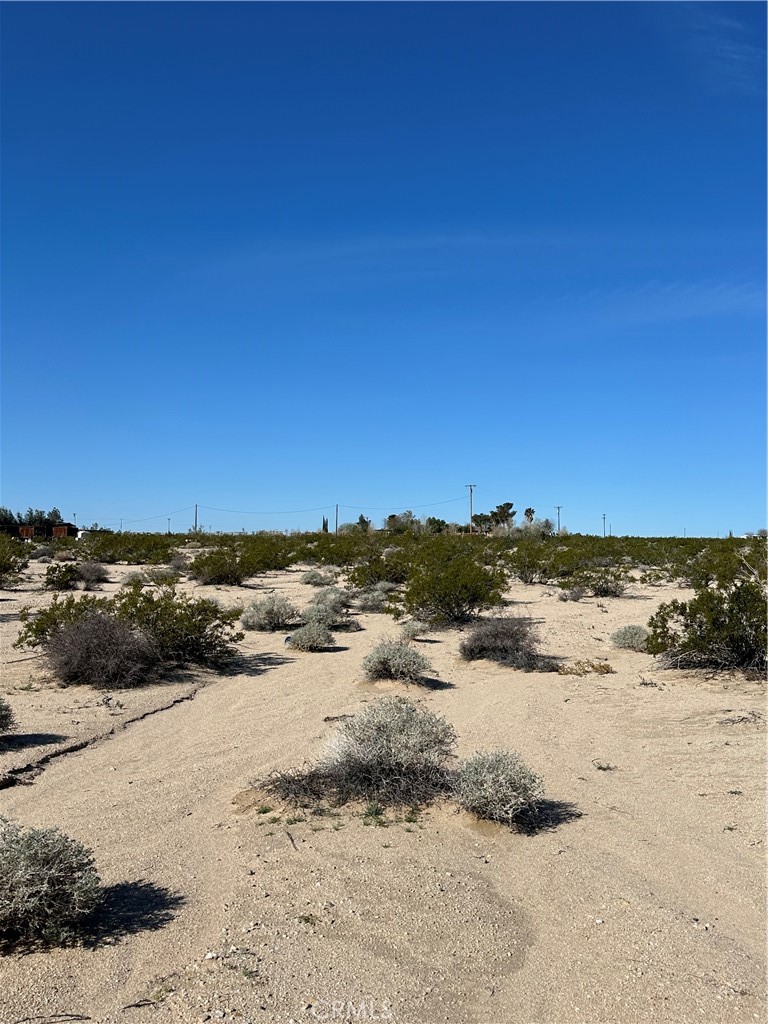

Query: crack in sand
left=0, top=685, right=205, bottom=790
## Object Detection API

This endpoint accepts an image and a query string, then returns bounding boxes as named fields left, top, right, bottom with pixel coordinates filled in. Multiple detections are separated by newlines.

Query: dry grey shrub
left=121, top=571, right=147, bottom=588
left=362, top=638, right=433, bottom=683
left=144, top=567, right=181, bottom=586
left=46, top=613, right=160, bottom=689
left=399, top=619, right=429, bottom=642
left=355, top=589, right=389, bottom=613
left=610, top=624, right=649, bottom=652
left=302, top=569, right=337, bottom=587
left=309, top=587, right=353, bottom=617
left=242, top=595, right=300, bottom=632
left=459, top=617, right=557, bottom=671
left=0, top=817, right=102, bottom=946
left=266, top=696, right=457, bottom=808
left=288, top=621, right=334, bottom=652
left=76, top=561, right=110, bottom=590
left=454, top=750, right=543, bottom=825
left=53, top=548, right=76, bottom=562
left=0, top=696, right=16, bottom=735
left=302, top=600, right=361, bottom=632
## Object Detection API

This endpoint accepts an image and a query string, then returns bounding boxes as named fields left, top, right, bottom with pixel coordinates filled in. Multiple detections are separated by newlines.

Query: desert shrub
left=0, top=535, right=28, bottom=588
left=362, top=638, right=433, bottom=683
left=399, top=619, right=429, bottom=642
left=46, top=613, right=160, bottom=688
left=459, top=617, right=556, bottom=671
left=0, top=696, right=16, bottom=735
left=302, top=569, right=337, bottom=587
left=309, top=586, right=353, bottom=616
left=355, top=588, right=390, bottom=613
left=611, top=625, right=649, bottom=652
left=242, top=595, right=300, bottom=632
left=0, top=818, right=102, bottom=946
left=168, top=553, right=190, bottom=573
left=266, top=696, right=456, bottom=807
left=189, top=548, right=245, bottom=586
left=16, top=586, right=243, bottom=674
left=29, top=545, right=53, bottom=561
left=454, top=750, right=543, bottom=825
left=346, top=554, right=410, bottom=589
left=43, top=563, right=82, bottom=591
left=121, top=571, right=147, bottom=588
left=76, top=561, right=110, bottom=590
left=570, top=569, right=629, bottom=597
left=403, top=548, right=506, bottom=624
left=144, top=566, right=181, bottom=586
left=287, top=621, right=334, bottom=652
left=647, top=578, right=767, bottom=672
left=53, top=548, right=76, bottom=562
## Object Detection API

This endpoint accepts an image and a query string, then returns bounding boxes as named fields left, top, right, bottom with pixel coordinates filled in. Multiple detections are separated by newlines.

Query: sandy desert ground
left=0, top=560, right=765, bottom=1024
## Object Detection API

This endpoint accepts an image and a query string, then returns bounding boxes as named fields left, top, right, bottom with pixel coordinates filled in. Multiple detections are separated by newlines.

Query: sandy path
left=0, top=571, right=765, bottom=1024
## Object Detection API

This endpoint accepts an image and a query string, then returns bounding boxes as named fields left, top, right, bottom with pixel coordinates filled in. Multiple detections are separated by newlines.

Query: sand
left=0, top=561, right=765, bottom=1024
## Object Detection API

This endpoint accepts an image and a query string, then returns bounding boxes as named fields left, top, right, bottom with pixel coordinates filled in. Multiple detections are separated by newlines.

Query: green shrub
left=242, top=595, right=300, bottom=632
left=610, top=625, right=649, bottom=652
left=16, top=586, right=244, bottom=679
left=0, top=696, right=16, bottom=735
left=403, top=546, right=506, bottom=624
left=459, top=617, right=556, bottom=671
left=144, top=566, right=181, bottom=586
left=43, top=563, right=82, bottom=591
left=121, top=571, right=147, bottom=588
left=0, top=818, right=102, bottom=946
left=362, top=638, right=433, bottom=683
left=189, top=548, right=246, bottom=586
left=647, top=578, right=767, bottom=672
left=0, top=535, right=28, bottom=588
left=288, top=621, right=334, bottom=652
left=454, top=750, right=543, bottom=825
left=266, top=696, right=457, bottom=808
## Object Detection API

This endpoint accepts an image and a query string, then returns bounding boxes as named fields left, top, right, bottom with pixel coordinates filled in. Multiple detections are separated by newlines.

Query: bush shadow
left=516, top=799, right=583, bottom=835
left=415, top=676, right=456, bottom=691
left=231, top=652, right=295, bottom=677
left=0, top=732, right=67, bottom=752
left=85, top=880, right=186, bottom=947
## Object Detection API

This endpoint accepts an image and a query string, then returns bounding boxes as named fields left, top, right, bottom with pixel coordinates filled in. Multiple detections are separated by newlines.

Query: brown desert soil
left=0, top=561, right=765, bottom=1024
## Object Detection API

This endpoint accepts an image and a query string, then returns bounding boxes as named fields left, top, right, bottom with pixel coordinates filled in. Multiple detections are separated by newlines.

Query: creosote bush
left=0, top=817, right=102, bottom=946
left=610, top=624, right=649, bottom=652
left=0, top=696, right=16, bottom=735
left=242, top=595, right=299, bottom=632
left=647, top=577, right=766, bottom=672
left=43, top=563, right=81, bottom=591
left=288, top=621, right=334, bottom=652
left=454, top=750, right=543, bottom=825
left=403, top=545, right=506, bottom=624
left=16, top=585, right=244, bottom=687
left=189, top=548, right=246, bottom=586
left=362, top=638, right=433, bottom=683
left=266, top=696, right=457, bottom=808
left=459, top=617, right=556, bottom=671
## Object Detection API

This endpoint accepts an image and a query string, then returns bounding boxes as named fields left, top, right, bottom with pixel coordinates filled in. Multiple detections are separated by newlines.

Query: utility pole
left=555, top=506, right=562, bottom=533
left=119, top=519, right=123, bottom=533
left=335, top=504, right=339, bottom=536
left=73, top=513, right=77, bottom=527
left=465, top=484, right=476, bottom=534
left=167, top=518, right=171, bottom=535
left=602, top=513, right=607, bottom=538
left=194, top=504, right=198, bottom=533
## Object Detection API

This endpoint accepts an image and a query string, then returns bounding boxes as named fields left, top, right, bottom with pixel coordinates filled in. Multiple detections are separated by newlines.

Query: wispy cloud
left=686, top=5, right=765, bottom=95
left=552, top=277, right=765, bottom=327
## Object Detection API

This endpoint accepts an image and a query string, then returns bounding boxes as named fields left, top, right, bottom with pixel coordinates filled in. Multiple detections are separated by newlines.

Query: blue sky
left=1, top=2, right=765, bottom=536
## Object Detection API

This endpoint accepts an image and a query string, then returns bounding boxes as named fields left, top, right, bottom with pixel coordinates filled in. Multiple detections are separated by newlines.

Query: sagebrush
left=0, top=818, right=102, bottom=946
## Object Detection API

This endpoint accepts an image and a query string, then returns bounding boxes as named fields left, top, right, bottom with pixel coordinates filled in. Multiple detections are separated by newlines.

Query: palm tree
left=524, top=507, right=535, bottom=524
